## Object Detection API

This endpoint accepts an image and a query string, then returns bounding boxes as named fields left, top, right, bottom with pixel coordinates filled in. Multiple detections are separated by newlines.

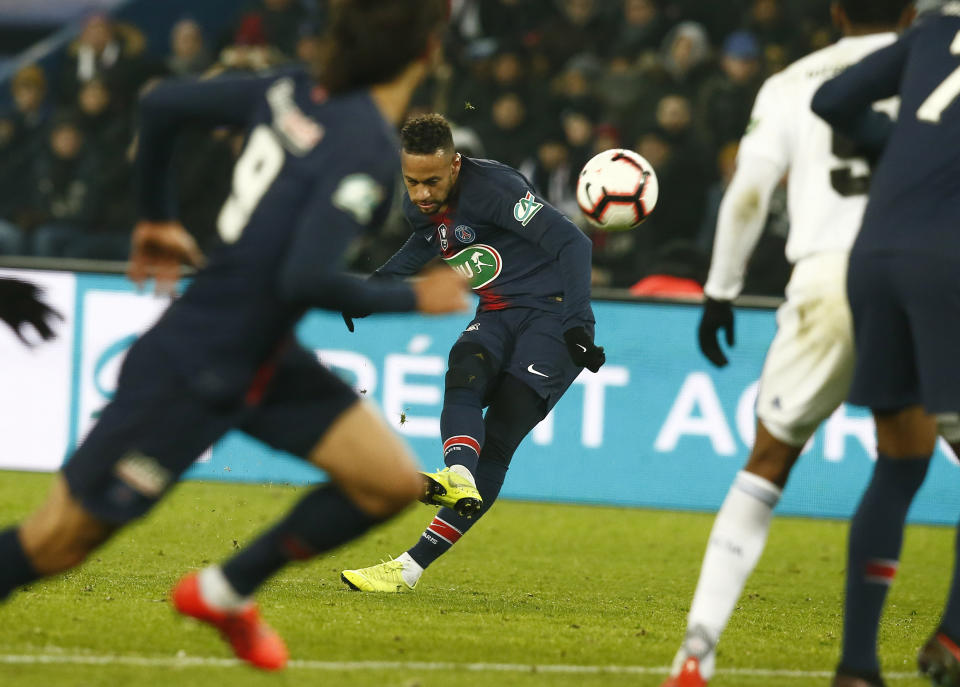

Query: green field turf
left=0, top=471, right=952, bottom=687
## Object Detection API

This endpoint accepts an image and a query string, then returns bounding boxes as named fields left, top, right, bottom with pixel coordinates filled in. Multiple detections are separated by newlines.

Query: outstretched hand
left=127, top=220, right=205, bottom=295
left=0, top=277, right=63, bottom=346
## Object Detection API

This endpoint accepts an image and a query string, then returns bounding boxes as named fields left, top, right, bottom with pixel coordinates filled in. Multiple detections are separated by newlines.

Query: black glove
left=564, top=326, right=605, bottom=372
left=0, top=277, right=62, bottom=345
left=698, top=297, right=734, bottom=367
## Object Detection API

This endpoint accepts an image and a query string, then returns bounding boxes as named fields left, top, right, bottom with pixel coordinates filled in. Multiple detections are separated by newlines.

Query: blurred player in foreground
left=0, top=0, right=468, bottom=671
left=814, top=1, right=960, bottom=685
left=662, top=2, right=915, bottom=685
left=339, top=113, right=604, bottom=593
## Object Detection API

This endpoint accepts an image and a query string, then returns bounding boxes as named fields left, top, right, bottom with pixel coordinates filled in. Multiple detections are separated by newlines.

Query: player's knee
left=745, top=424, right=803, bottom=488
left=445, top=343, right=495, bottom=395
left=875, top=406, right=938, bottom=457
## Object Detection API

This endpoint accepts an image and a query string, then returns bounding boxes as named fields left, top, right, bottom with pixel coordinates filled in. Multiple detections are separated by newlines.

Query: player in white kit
left=660, top=2, right=916, bottom=686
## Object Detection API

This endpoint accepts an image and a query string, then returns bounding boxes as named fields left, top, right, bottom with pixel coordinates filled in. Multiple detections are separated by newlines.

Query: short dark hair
left=400, top=114, right=455, bottom=155
left=318, top=0, right=447, bottom=94
left=838, top=0, right=912, bottom=25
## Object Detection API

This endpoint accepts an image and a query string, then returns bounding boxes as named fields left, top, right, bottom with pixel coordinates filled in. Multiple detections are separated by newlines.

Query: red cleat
left=660, top=657, right=708, bottom=687
left=171, top=572, right=288, bottom=671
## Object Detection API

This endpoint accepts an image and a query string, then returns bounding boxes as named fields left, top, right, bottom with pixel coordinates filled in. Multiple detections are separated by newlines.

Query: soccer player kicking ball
left=814, top=1, right=960, bottom=685
left=661, top=2, right=916, bottom=686
left=339, top=114, right=605, bottom=593
left=0, top=0, right=468, bottom=671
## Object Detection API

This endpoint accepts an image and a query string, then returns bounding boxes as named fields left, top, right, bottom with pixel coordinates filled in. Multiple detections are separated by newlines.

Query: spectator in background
left=697, top=31, right=763, bottom=152
left=233, top=0, right=309, bottom=57
left=655, top=21, right=715, bottom=100
left=0, top=65, right=51, bottom=249
left=539, top=0, right=610, bottom=70
left=60, top=14, right=151, bottom=109
left=745, top=0, right=798, bottom=61
left=610, top=0, right=668, bottom=58
left=596, top=49, right=648, bottom=141
left=27, top=115, right=102, bottom=258
left=10, top=65, right=50, bottom=142
left=562, top=108, right=595, bottom=171
left=635, top=119, right=708, bottom=247
left=167, top=18, right=212, bottom=77
left=476, top=92, right=540, bottom=169
left=520, top=128, right=578, bottom=218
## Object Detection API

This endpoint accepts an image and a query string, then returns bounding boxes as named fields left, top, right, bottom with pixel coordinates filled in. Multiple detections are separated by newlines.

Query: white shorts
left=756, top=252, right=854, bottom=446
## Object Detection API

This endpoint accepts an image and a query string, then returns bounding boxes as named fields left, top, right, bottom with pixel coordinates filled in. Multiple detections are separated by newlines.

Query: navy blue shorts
left=456, top=307, right=584, bottom=411
left=847, top=250, right=960, bottom=413
left=62, top=341, right=358, bottom=524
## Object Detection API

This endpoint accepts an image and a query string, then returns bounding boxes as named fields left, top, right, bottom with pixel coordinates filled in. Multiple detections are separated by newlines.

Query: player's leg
left=343, top=374, right=549, bottom=592
left=423, top=315, right=508, bottom=513
left=0, top=345, right=236, bottom=602
left=0, top=476, right=114, bottom=599
left=836, top=406, right=935, bottom=687
left=665, top=253, right=854, bottom=686
left=918, top=415, right=960, bottom=686
left=835, top=251, right=933, bottom=687
left=172, top=348, right=423, bottom=661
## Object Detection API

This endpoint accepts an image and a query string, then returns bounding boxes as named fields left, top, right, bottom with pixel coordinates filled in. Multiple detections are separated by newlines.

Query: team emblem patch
left=443, top=244, right=503, bottom=289
left=454, top=225, right=476, bottom=243
left=513, top=191, right=543, bottom=227
left=438, top=224, right=449, bottom=251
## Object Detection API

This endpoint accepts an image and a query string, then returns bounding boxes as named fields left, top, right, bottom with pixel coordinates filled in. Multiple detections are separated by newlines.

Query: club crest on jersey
left=438, top=224, right=449, bottom=251
left=454, top=225, right=476, bottom=243
left=443, top=244, right=503, bottom=289
left=513, top=191, right=543, bottom=227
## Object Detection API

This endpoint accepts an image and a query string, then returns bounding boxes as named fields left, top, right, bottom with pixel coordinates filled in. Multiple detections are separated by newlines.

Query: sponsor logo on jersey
left=465, top=322, right=480, bottom=332
left=438, top=224, right=449, bottom=251
left=513, top=191, right=544, bottom=227
left=454, top=225, right=476, bottom=243
left=443, top=244, right=503, bottom=289
left=332, top=174, right=384, bottom=225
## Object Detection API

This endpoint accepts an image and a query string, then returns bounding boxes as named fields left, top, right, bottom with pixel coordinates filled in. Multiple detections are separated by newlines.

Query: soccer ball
left=576, top=148, right=659, bottom=231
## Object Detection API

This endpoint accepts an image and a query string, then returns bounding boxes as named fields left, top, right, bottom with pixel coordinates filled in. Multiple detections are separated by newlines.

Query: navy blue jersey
left=374, top=157, right=594, bottom=331
left=812, top=9, right=960, bottom=255
left=134, top=70, right=416, bottom=401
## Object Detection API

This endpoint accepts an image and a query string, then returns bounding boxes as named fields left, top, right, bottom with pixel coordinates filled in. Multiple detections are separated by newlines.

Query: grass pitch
left=0, top=472, right=952, bottom=687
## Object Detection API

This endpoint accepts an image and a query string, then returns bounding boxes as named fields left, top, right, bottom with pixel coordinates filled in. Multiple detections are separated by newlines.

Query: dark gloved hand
left=698, top=297, right=735, bottom=367
left=563, top=326, right=605, bottom=372
left=342, top=311, right=369, bottom=333
left=0, top=277, right=63, bottom=345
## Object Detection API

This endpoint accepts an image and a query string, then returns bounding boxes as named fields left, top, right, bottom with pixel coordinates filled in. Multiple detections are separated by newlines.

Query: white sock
left=396, top=552, right=424, bottom=587
left=448, top=463, right=477, bottom=488
left=682, top=471, right=781, bottom=678
left=198, top=565, right=252, bottom=611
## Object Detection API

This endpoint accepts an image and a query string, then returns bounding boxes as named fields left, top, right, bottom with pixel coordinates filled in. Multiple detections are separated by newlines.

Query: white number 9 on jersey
left=217, top=125, right=285, bottom=243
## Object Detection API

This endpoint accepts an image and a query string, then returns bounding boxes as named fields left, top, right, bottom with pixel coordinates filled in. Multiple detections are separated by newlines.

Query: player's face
left=402, top=149, right=461, bottom=215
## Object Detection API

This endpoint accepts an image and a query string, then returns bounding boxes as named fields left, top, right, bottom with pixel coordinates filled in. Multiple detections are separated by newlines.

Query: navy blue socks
left=840, top=453, right=931, bottom=673
left=222, top=485, right=381, bottom=596
left=408, top=457, right=508, bottom=569
left=440, top=387, right=485, bottom=474
left=0, top=527, right=39, bottom=601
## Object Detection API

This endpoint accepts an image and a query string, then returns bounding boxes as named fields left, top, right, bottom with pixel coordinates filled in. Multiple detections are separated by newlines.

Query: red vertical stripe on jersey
left=443, top=435, right=481, bottom=455
left=427, top=517, right=463, bottom=544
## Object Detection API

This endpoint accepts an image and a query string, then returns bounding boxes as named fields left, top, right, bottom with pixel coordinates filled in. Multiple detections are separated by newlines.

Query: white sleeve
left=703, top=154, right=783, bottom=301
left=737, top=76, right=792, bottom=177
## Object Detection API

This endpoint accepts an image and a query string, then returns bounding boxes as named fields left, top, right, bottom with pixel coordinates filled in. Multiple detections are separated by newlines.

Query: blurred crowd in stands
left=0, top=0, right=841, bottom=296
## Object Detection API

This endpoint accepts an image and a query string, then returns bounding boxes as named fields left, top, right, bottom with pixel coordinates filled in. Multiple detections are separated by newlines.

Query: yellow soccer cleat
left=419, top=467, right=482, bottom=518
left=341, top=559, right=416, bottom=593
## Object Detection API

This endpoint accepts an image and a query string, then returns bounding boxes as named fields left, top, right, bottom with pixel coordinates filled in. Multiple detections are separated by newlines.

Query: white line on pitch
left=0, top=653, right=921, bottom=680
